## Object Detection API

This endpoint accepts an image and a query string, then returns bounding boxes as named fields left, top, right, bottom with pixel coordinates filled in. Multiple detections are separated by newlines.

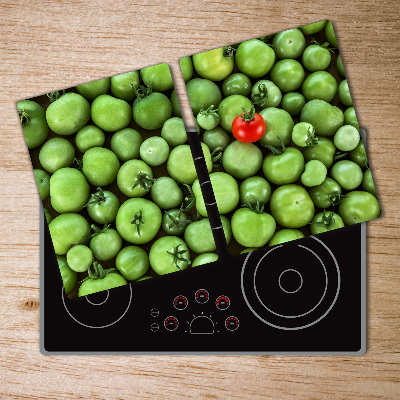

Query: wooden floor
left=0, top=0, right=399, bottom=398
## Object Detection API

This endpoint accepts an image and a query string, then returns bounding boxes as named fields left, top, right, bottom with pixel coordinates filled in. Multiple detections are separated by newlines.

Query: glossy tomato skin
left=258, top=107, right=294, bottom=147
left=268, top=229, right=304, bottom=246
left=338, top=191, right=380, bottom=225
left=116, top=246, right=149, bottom=281
left=87, top=189, right=120, bottom=224
left=218, top=95, right=253, bottom=133
left=302, top=136, right=336, bottom=168
left=310, top=212, right=345, bottom=235
left=272, top=28, right=306, bottom=59
left=202, top=127, right=230, bottom=151
left=90, top=228, right=122, bottom=261
left=308, top=177, right=342, bottom=209
left=331, top=160, right=363, bottom=191
left=66, top=244, right=93, bottom=273
left=301, top=160, right=327, bottom=187
left=57, top=255, right=77, bottom=296
left=151, top=177, right=183, bottom=210
left=193, top=47, right=234, bottom=81
left=362, top=169, right=377, bottom=197
left=222, top=73, right=252, bottom=97
left=192, top=253, right=219, bottom=268
left=76, top=78, right=110, bottom=100
left=161, top=209, right=191, bottom=236
left=78, top=273, right=127, bottom=297
left=239, top=176, right=272, bottom=205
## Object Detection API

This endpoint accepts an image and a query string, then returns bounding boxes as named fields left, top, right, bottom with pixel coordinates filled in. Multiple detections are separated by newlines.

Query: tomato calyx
left=166, top=243, right=191, bottom=270
left=81, top=262, right=118, bottom=283
left=132, top=83, right=152, bottom=105
left=198, top=104, right=220, bottom=118
left=251, top=83, right=269, bottom=106
left=333, top=150, right=348, bottom=161
left=238, top=106, right=256, bottom=122
left=311, top=38, right=336, bottom=53
left=89, top=222, right=111, bottom=238
left=73, top=158, right=83, bottom=170
left=328, top=191, right=347, bottom=206
left=132, top=171, right=155, bottom=192
left=181, top=184, right=196, bottom=212
left=86, top=187, right=107, bottom=206
left=265, top=136, right=286, bottom=155
left=310, top=210, right=336, bottom=231
left=18, top=109, right=30, bottom=126
left=165, top=207, right=192, bottom=232
left=131, top=210, right=145, bottom=237
left=243, top=200, right=265, bottom=214
left=47, top=90, right=66, bottom=103
left=305, top=125, right=319, bottom=146
left=223, top=46, right=236, bottom=57
left=211, top=147, right=223, bottom=167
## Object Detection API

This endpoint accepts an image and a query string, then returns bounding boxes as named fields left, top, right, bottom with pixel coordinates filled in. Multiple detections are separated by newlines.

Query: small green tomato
left=301, top=160, right=327, bottom=187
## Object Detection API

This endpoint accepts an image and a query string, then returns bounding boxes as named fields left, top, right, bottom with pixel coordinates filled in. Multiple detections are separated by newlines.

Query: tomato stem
left=85, top=187, right=106, bottom=206
left=237, top=106, right=255, bottom=121
left=181, top=184, right=196, bottom=212
left=89, top=222, right=110, bottom=238
left=132, top=171, right=155, bottom=192
left=18, top=109, right=30, bottom=126
left=81, top=262, right=118, bottom=282
left=198, top=105, right=220, bottom=118
left=251, top=84, right=269, bottom=106
left=132, top=84, right=152, bottom=105
left=47, top=90, right=65, bottom=103
left=328, top=191, right=347, bottom=206
left=131, top=210, right=144, bottom=237
left=166, top=244, right=191, bottom=270
left=74, top=158, right=83, bottom=170
left=243, top=200, right=265, bottom=214
left=265, top=136, right=285, bottom=155
left=310, top=211, right=336, bottom=230
left=166, top=207, right=192, bottom=231
left=223, top=46, right=236, bottom=57
left=211, top=147, right=223, bottom=166
left=305, top=125, right=319, bottom=146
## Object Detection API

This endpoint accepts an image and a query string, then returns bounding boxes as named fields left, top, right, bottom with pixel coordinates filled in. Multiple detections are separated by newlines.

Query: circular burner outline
left=241, top=236, right=341, bottom=330
left=85, top=290, right=110, bottom=306
left=62, top=285, right=133, bottom=329
left=278, top=269, right=303, bottom=294
left=253, top=245, right=328, bottom=318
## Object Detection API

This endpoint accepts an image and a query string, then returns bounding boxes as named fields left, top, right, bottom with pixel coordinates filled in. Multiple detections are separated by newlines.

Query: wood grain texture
left=0, top=0, right=400, bottom=398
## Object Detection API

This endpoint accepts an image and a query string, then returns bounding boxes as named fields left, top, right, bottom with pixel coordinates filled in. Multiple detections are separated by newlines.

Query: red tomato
left=232, top=107, right=266, bottom=143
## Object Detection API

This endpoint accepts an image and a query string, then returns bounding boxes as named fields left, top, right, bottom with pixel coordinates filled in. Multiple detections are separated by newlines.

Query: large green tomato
left=217, top=95, right=253, bottom=133
left=33, top=169, right=50, bottom=200
left=300, top=99, right=344, bottom=136
left=161, top=117, right=188, bottom=146
left=251, top=80, right=282, bottom=109
left=133, top=92, right=172, bottom=130
left=222, top=141, right=263, bottom=179
left=268, top=229, right=304, bottom=246
left=272, top=28, right=306, bottom=59
left=115, top=198, right=162, bottom=244
left=270, top=184, right=315, bottom=228
left=82, top=147, right=120, bottom=187
left=334, top=125, right=360, bottom=151
left=193, top=47, right=234, bottom=81
left=116, top=246, right=149, bottom=281
left=110, top=128, right=143, bottom=161
left=331, top=160, right=363, bottom=191
left=231, top=208, right=276, bottom=248
left=302, top=43, right=331, bottom=72
left=310, top=211, right=345, bottom=235
left=151, top=177, right=183, bottom=209
left=46, top=93, right=90, bottom=136
left=258, top=107, right=294, bottom=147
left=308, top=177, right=343, bottom=209
left=167, top=143, right=212, bottom=184
left=186, top=78, right=222, bottom=116
left=75, top=125, right=105, bottom=153
left=76, top=78, right=110, bottom=100
left=262, top=147, right=304, bottom=185
left=39, top=137, right=75, bottom=173
left=299, top=20, right=327, bottom=35
left=184, top=216, right=231, bottom=253
left=49, top=213, right=91, bottom=255
left=270, top=59, right=305, bottom=92
left=240, top=176, right=272, bottom=206
left=192, top=172, right=239, bottom=217
left=110, top=71, right=140, bottom=101
left=150, top=236, right=190, bottom=275
left=222, top=73, right=252, bottom=97
left=338, top=191, right=380, bottom=225
left=87, top=188, right=120, bottom=224
left=117, top=159, right=153, bottom=197
left=50, top=168, right=90, bottom=213
left=90, top=227, right=122, bottom=261
left=57, top=255, right=77, bottom=296
left=235, top=39, right=276, bottom=78
left=302, top=71, right=338, bottom=103
left=140, top=63, right=173, bottom=91
left=17, top=100, right=49, bottom=149
left=91, top=94, right=131, bottom=132
left=302, top=136, right=336, bottom=168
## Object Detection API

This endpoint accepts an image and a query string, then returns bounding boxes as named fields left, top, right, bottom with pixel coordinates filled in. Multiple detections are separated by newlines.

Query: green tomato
left=90, top=227, right=122, bottom=261
left=192, top=253, right=219, bottom=267
left=43, top=207, right=53, bottom=224
left=82, top=147, right=120, bottom=186
left=115, top=198, right=162, bottom=244
left=161, top=208, right=191, bottom=236
left=76, top=77, right=111, bottom=100
left=197, top=110, right=219, bottom=131
left=136, top=276, right=152, bottom=282
left=66, top=245, right=93, bottom=272
left=362, top=169, right=377, bottom=197
left=46, top=93, right=90, bottom=136
left=240, top=176, right=272, bottom=206
left=110, top=71, right=140, bottom=101
left=117, top=159, right=153, bottom=197
left=39, top=137, right=75, bottom=173
left=263, top=147, right=305, bottom=185
left=268, top=229, right=305, bottom=246
left=49, top=213, right=91, bottom=255
left=222, top=73, right=252, bottom=97
left=34, top=169, right=50, bottom=200
left=350, top=140, right=367, bottom=167
left=17, top=100, right=49, bottom=149
left=75, top=125, right=105, bottom=153
left=50, top=168, right=90, bottom=213
left=258, top=107, right=294, bottom=147
left=111, top=128, right=143, bottom=161
left=151, top=177, right=183, bottom=209
left=186, top=78, right=222, bottom=116
left=222, top=141, right=263, bottom=179
left=292, top=122, right=317, bottom=147
left=180, top=57, right=194, bottom=82
left=325, top=21, right=338, bottom=48
left=184, top=216, right=231, bottom=253
left=139, top=137, right=169, bottom=166
left=272, top=28, right=306, bottom=59
left=270, top=184, right=315, bottom=228
left=270, top=59, right=305, bottom=92
left=217, top=95, right=253, bottom=133
left=193, top=172, right=239, bottom=217
left=331, top=160, right=363, bottom=191
left=91, top=94, right=131, bottom=132
left=338, top=79, right=353, bottom=107
left=57, top=255, right=77, bottom=296
left=161, top=117, right=188, bottom=146
left=133, top=92, right=172, bottom=130
left=301, top=160, right=327, bottom=187
left=251, top=80, right=282, bottom=109
left=302, top=136, right=336, bottom=168
left=334, top=125, right=360, bottom=151
left=344, top=107, right=360, bottom=132
left=300, top=99, right=344, bottom=137
left=299, top=20, right=327, bottom=35
left=116, top=246, right=149, bottom=281
left=202, top=127, right=230, bottom=151
left=337, top=55, right=345, bottom=77
left=240, top=248, right=258, bottom=254
left=231, top=208, right=276, bottom=248
left=281, top=92, right=306, bottom=116
left=338, top=191, right=380, bottom=225
left=150, top=236, right=190, bottom=275
left=235, top=39, right=276, bottom=78
left=308, top=177, right=343, bottom=209
left=193, top=47, right=234, bottom=81
left=87, top=188, right=120, bottom=224
left=310, top=211, right=345, bottom=235
left=140, top=63, right=173, bottom=91
left=167, top=143, right=212, bottom=184
left=302, top=43, right=332, bottom=72
left=302, top=71, right=338, bottom=103
left=170, top=90, right=182, bottom=117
